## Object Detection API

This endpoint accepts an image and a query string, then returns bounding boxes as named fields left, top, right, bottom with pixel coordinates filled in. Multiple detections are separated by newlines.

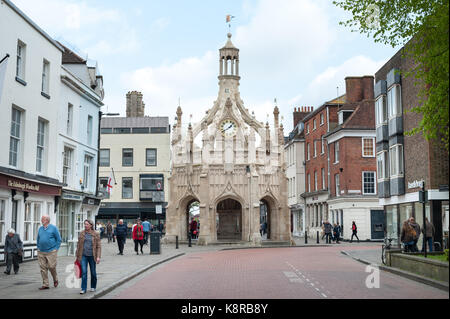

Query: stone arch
left=215, top=197, right=243, bottom=241
left=178, top=195, right=200, bottom=240
left=260, top=195, right=278, bottom=240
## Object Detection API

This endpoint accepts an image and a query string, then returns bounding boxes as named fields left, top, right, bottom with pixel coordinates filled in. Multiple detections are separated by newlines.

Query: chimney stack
left=293, top=106, right=313, bottom=128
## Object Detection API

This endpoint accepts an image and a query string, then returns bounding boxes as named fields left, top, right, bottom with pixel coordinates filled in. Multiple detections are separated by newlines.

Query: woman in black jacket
left=4, top=229, right=23, bottom=275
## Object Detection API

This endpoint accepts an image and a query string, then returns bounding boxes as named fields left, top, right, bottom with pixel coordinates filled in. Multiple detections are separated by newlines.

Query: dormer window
left=338, top=110, right=353, bottom=125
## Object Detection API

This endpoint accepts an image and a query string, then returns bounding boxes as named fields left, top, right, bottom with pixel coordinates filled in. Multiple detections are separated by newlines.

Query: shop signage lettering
left=408, top=180, right=424, bottom=189
left=8, top=180, right=40, bottom=192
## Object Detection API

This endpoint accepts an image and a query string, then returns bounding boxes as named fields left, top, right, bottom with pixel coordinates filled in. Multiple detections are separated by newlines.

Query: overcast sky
left=14, top=0, right=400, bottom=133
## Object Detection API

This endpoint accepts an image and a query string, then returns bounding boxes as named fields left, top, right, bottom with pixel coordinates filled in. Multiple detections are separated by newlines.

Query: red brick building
left=325, top=76, right=384, bottom=241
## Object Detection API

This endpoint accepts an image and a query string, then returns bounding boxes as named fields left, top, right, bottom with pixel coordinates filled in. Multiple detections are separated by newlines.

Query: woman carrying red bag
left=133, top=219, right=144, bottom=255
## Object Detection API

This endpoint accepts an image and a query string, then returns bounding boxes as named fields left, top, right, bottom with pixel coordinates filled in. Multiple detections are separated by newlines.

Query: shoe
left=39, top=286, right=49, bottom=290
left=80, top=290, right=86, bottom=294
left=4, top=271, right=10, bottom=275
left=141, top=249, right=143, bottom=254
left=54, top=280, right=58, bottom=288
left=14, top=272, right=18, bottom=275
left=90, top=288, right=96, bottom=292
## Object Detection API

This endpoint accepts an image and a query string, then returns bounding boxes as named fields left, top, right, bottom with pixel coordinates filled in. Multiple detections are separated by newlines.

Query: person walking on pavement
left=106, top=222, right=113, bottom=243
left=114, top=219, right=127, bottom=255
left=36, top=215, right=61, bottom=290
left=4, top=229, right=23, bottom=275
left=333, top=223, right=341, bottom=244
left=409, top=217, right=421, bottom=252
left=76, top=220, right=101, bottom=294
left=401, top=220, right=416, bottom=252
left=350, top=221, right=360, bottom=243
left=422, top=218, right=435, bottom=252
left=133, top=219, right=145, bottom=255
left=324, top=221, right=332, bottom=244
left=142, top=218, right=151, bottom=245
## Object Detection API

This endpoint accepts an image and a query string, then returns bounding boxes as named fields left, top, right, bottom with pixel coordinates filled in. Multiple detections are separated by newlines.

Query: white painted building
left=0, top=0, right=64, bottom=263
left=285, top=113, right=308, bottom=238
left=0, top=0, right=105, bottom=261
left=56, top=44, right=104, bottom=256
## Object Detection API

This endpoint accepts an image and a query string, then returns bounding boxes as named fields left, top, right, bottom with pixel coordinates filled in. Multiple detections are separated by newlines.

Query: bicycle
left=381, top=237, right=394, bottom=265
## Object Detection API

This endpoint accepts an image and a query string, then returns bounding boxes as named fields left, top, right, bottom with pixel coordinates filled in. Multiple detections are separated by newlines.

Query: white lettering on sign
left=8, top=180, right=40, bottom=192
left=408, top=180, right=424, bottom=189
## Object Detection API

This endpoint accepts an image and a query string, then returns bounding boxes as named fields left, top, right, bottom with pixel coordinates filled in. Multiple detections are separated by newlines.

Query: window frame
left=376, top=151, right=389, bottom=181
left=36, top=118, right=47, bottom=174
left=122, top=177, right=133, bottom=199
left=362, top=171, right=377, bottom=195
left=0, top=199, right=6, bottom=245
left=99, top=149, right=110, bottom=167
left=122, top=148, right=134, bottom=167
left=87, top=115, right=93, bottom=146
left=83, top=154, right=93, bottom=191
left=335, top=174, right=340, bottom=197
left=389, top=144, right=404, bottom=177
left=321, top=168, right=325, bottom=190
left=387, top=84, right=402, bottom=119
left=146, top=148, right=157, bottom=167
left=41, top=59, right=50, bottom=95
left=16, top=40, right=26, bottom=80
left=362, top=137, right=375, bottom=158
left=375, top=95, right=387, bottom=126
left=63, top=147, right=73, bottom=185
left=334, top=141, right=339, bottom=164
left=98, top=177, right=110, bottom=199
left=9, top=107, right=22, bottom=168
left=320, top=113, right=324, bottom=126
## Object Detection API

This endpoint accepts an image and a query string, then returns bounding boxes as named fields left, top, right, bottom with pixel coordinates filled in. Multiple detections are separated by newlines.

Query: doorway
left=260, top=200, right=271, bottom=240
left=216, top=199, right=242, bottom=240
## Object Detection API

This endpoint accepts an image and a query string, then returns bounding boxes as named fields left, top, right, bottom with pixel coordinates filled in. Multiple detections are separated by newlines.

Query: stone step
left=261, top=241, right=291, bottom=246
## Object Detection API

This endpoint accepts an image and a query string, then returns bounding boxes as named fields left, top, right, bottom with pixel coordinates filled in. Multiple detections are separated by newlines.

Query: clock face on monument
left=220, top=119, right=237, bottom=137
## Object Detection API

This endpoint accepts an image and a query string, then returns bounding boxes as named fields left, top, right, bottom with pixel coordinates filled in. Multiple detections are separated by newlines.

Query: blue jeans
left=81, top=255, right=97, bottom=291
left=422, top=237, right=433, bottom=252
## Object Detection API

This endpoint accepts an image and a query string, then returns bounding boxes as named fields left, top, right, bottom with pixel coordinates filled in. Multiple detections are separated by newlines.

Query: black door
left=371, top=210, right=385, bottom=240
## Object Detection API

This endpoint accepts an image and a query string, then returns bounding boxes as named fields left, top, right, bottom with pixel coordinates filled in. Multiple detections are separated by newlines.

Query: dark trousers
left=107, top=232, right=113, bottom=243
left=81, top=255, right=97, bottom=291
left=351, top=232, right=360, bottom=242
left=143, top=232, right=149, bottom=244
left=116, top=236, right=126, bottom=253
left=134, top=239, right=144, bottom=254
left=5, top=253, right=20, bottom=274
left=325, top=233, right=332, bottom=244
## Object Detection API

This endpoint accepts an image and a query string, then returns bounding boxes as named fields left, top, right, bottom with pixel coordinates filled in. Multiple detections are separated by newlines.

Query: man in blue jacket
left=114, top=219, right=128, bottom=255
left=36, top=215, right=61, bottom=290
left=142, top=218, right=151, bottom=245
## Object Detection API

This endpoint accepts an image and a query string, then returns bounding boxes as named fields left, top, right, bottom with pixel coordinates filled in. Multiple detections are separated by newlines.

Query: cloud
left=120, top=51, right=218, bottom=123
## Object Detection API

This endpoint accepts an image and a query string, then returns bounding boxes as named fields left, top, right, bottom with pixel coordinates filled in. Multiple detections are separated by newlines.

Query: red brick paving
left=111, top=246, right=448, bottom=299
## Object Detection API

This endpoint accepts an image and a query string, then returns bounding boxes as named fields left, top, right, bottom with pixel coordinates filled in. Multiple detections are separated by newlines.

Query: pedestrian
left=106, top=222, right=113, bottom=243
left=142, top=218, right=151, bottom=245
left=421, top=218, right=435, bottom=252
left=36, top=215, right=61, bottom=290
left=336, top=222, right=342, bottom=241
left=324, top=220, right=332, bottom=244
left=114, top=219, right=127, bottom=255
left=409, top=217, right=421, bottom=252
left=333, top=223, right=341, bottom=244
left=4, top=229, right=23, bottom=275
left=133, top=219, right=144, bottom=255
left=76, top=220, right=101, bottom=294
left=401, top=220, right=416, bottom=252
left=350, top=221, right=360, bottom=243
left=321, top=221, right=326, bottom=240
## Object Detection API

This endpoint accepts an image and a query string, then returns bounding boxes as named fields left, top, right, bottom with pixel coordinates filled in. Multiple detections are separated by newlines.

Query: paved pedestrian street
left=103, top=243, right=448, bottom=300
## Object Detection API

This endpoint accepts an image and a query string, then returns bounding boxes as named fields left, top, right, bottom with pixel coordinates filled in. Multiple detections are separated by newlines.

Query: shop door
left=371, top=210, right=385, bottom=240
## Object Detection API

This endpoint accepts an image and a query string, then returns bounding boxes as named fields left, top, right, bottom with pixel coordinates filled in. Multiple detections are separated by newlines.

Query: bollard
left=317, top=231, right=319, bottom=244
left=188, top=234, right=192, bottom=247
left=176, top=235, right=179, bottom=249
left=305, top=231, right=308, bottom=244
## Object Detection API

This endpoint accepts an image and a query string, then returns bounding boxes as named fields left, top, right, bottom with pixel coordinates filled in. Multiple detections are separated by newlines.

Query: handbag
left=74, top=260, right=82, bottom=279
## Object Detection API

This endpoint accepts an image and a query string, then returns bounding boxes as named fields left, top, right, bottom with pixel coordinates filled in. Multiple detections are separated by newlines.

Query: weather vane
left=226, top=14, right=235, bottom=32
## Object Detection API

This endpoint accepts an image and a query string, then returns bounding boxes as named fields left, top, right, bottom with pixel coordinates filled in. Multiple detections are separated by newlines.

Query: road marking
left=321, top=293, right=327, bottom=298
left=283, top=271, right=298, bottom=278
left=315, top=288, right=320, bottom=291
left=310, top=283, right=314, bottom=286
left=289, top=278, right=304, bottom=283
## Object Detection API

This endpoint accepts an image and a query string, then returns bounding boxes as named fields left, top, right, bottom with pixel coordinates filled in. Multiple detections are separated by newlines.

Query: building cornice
left=325, top=129, right=376, bottom=144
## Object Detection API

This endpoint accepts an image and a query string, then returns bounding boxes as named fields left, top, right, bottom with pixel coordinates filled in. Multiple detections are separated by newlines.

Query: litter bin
left=150, top=231, right=161, bottom=254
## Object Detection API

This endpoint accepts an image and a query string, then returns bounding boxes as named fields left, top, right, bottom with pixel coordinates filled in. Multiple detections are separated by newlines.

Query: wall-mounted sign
left=156, top=205, right=162, bottom=215
left=408, top=180, right=424, bottom=189
left=62, top=192, right=83, bottom=201
left=0, top=174, right=61, bottom=196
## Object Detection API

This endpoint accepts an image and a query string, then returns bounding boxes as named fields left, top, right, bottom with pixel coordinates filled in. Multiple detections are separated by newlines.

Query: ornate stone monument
left=163, top=33, right=290, bottom=245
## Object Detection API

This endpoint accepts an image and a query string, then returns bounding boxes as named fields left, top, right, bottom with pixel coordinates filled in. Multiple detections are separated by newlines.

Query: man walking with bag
left=36, top=215, right=61, bottom=290
left=4, top=229, right=23, bottom=275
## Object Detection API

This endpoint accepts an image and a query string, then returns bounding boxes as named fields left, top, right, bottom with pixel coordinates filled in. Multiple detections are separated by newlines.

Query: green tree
left=333, top=0, right=449, bottom=151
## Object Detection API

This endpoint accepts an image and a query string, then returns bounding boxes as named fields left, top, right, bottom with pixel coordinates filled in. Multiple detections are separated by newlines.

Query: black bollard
left=317, top=231, right=319, bottom=244
left=188, top=234, right=192, bottom=247
left=176, top=235, right=179, bottom=249
left=305, top=231, right=308, bottom=244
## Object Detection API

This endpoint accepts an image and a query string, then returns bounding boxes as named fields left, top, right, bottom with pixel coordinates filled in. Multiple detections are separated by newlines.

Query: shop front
left=97, top=202, right=167, bottom=237
left=0, top=171, right=62, bottom=264
left=382, top=189, right=448, bottom=250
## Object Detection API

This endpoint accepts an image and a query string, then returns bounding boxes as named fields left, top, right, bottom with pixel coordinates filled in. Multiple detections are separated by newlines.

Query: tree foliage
left=333, top=0, right=449, bottom=151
